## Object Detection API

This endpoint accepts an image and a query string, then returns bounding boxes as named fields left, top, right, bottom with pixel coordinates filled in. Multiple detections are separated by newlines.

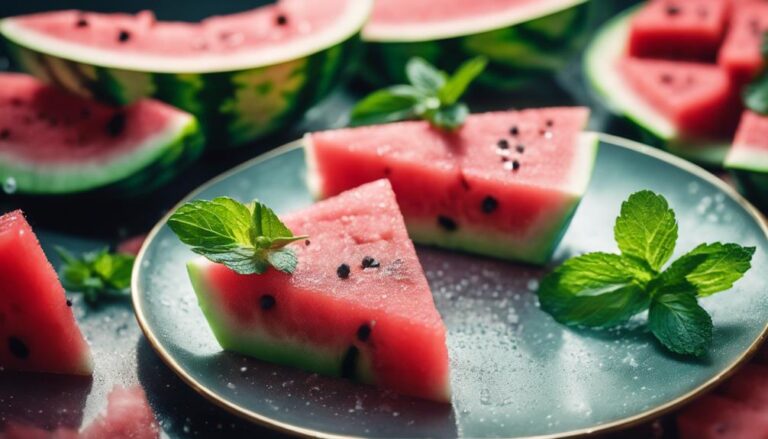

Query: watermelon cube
left=305, top=108, right=598, bottom=264
left=677, top=394, right=768, bottom=439
left=627, top=0, right=729, bottom=61
left=718, top=1, right=768, bottom=88
left=0, top=210, right=92, bottom=375
left=725, top=111, right=768, bottom=210
left=186, top=180, right=451, bottom=402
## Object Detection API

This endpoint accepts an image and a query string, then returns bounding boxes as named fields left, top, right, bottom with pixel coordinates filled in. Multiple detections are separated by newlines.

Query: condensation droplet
left=3, top=177, right=17, bottom=194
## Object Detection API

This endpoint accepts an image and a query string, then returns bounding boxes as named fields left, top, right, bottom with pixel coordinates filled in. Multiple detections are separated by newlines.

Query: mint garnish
left=56, top=247, right=135, bottom=303
left=349, top=56, right=487, bottom=130
left=538, top=190, right=755, bottom=357
left=167, top=197, right=306, bottom=275
left=744, top=32, right=768, bottom=114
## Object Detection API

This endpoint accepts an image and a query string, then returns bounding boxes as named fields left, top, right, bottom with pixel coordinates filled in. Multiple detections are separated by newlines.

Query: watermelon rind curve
left=583, top=6, right=730, bottom=168
left=0, top=0, right=372, bottom=148
left=726, top=145, right=768, bottom=212
left=359, top=0, right=591, bottom=90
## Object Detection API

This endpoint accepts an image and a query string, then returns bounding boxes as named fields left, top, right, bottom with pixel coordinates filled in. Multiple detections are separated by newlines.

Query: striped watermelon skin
left=2, top=36, right=361, bottom=148
left=360, top=1, right=591, bottom=91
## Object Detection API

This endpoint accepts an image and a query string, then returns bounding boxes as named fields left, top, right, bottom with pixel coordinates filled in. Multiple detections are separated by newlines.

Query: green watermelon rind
left=0, top=114, right=203, bottom=195
left=186, top=258, right=376, bottom=384
left=359, top=0, right=591, bottom=90
left=0, top=1, right=371, bottom=147
left=726, top=145, right=768, bottom=211
left=583, top=6, right=731, bottom=168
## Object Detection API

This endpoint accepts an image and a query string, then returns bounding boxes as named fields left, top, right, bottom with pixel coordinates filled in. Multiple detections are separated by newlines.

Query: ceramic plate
left=132, top=134, right=768, bottom=438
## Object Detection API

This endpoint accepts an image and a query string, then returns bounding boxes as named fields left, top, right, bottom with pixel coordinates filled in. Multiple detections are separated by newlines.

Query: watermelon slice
left=719, top=363, right=768, bottom=411
left=677, top=394, right=768, bottom=439
left=0, top=0, right=371, bottom=147
left=0, top=210, right=92, bottom=375
left=186, top=180, right=450, bottom=402
left=360, top=0, right=590, bottom=90
left=305, top=108, right=598, bottom=264
left=0, top=73, right=202, bottom=195
left=627, top=0, right=729, bottom=61
left=718, top=1, right=768, bottom=88
left=725, top=110, right=768, bottom=210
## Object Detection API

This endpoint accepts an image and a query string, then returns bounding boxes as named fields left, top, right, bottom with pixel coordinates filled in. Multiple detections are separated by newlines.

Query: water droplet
left=3, top=177, right=17, bottom=194
left=527, top=279, right=539, bottom=291
left=227, top=382, right=236, bottom=389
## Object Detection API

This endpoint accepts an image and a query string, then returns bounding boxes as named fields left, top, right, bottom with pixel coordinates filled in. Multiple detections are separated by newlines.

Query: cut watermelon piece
left=719, top=363, right=768, bottom=411
left=186, top=180, right=450, bottom=402
left=0, top=73, right=202, bottom=195
left=80, top=386, right=158, bottom=439
left=305, top=108, right=598, bottom=264
left=360, top=0, right=590, bottom=90
left=627, top=0, right=728, bottom=61
left=718, top=1, right=768, bottom=88
left=116, top=234, right=147, bottom=256
left=0, top=0, right=371, bottom=146
left=725, top=110, right=768, bottom=210
left=0, top=210, right=92, bottom=375
left=677, top=394, right=768, bottom=439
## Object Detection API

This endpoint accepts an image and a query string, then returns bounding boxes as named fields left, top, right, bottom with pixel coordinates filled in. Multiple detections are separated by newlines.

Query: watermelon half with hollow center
left=584, top=6, right=735, bottom=166
left=0, top=0, right=372, bottom=147
left=0, top=73, right=202, bottom=195
left=186, top=180, right=450, bottom=402
left=718, top=1, right=768, bottom=89
left=305, top=108, right=598, bottom=265
left=725, top=110, right=768, bottom=211
left=360, top=0, right=591, bottom=90
left=0, top=210, right=92, bottom=376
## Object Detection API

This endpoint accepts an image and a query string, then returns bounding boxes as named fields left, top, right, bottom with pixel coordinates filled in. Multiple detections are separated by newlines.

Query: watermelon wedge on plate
left=725, top=111, right=768, bottom=211
left=186, top=180, right=451, bottom=403
left=0, top=73, right=202, bottom=195
left=305, top=108, right=598, bottom=264
left=360, top=0, right=591, bottom=90
left=0, top=0, right=372, bottom=147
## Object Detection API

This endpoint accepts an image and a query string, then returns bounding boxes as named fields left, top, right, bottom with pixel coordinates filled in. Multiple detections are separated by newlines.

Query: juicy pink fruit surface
left=0, top=210, right=92, bottom=375
left=627, top=0, right=728, bottom=61
left=618, top=58, right=736, bottom=139
left=199, top=180, right=450, bottom=402
left=117, top=234, right=147, bottom=256
left=0, top=73, right=184, bottom=164
left=725, top=111, right=768, bottom=168
left=15, top=0, right=346, bottom=57
left=718, top=1, right=768, bottom=88
left=677, top=394, right=768, bottom=439
left=719, top=364, right=768, bottom=411
left=307, top=108, right=591, bottom=234
left=370, top=0, right=558, bottom=25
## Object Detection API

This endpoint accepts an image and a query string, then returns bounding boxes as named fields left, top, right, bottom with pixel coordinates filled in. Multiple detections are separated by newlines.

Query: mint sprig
left=167, top=197, right=306, bottom=275
left=349, top=56, right=487, bottom=130
left=538, top=191, right=755, bottom=357
left=744, top=32, right=768, bottom=114
left=56, top=247, right=135, bottom=303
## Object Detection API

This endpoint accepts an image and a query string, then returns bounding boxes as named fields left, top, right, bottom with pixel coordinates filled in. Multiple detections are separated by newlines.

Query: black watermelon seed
left=106, top=112, right=126, bottom=137
left=546, top=119, right=554, bottom=127
left=260, top=294, right=276, bottom=310
left=340, top=346, right=359, bottom=379
left=666, top=5, right=680, bottom=15
left=0, top=129, right=9, bottom=140
left=383, top=167, right=391, bottom=176
left=497, top=139, right=509, bottom=149
left=460, top=176, right=471, bottom=190
left=66, top=299, right=73, bottom=307
left=304, top=239, right=311, bottom=246
left=357, top=324, right=372, bottom=342
left=660, top=73, right=673, bottom=84
left=361, top=256, right=380, bottom=269
left=481, top=196, right=499, bottom=214
left=276, top=14, right=288, bottom=25
left=516, top=144, right=525, bottom=153
left=437, top=215, right=458, bottom=232
left=118, top=30, right=131, bottom=42
left=337, top=263, right=351, bottom=279
left=512, top=160, right=521, bottom=171
left=76, top=17, right=88, bottom=27
left=509, top=126, right=519, bottom=136
left=8, top=336, right=29, bottom=359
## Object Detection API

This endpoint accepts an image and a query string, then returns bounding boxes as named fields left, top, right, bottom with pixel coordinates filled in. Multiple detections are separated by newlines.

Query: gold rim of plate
left=131, top=133, right=768, bottom=439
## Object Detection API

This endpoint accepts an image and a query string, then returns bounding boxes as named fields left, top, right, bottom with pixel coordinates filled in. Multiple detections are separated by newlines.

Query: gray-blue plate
left=132, top=134, right=768, bottom=438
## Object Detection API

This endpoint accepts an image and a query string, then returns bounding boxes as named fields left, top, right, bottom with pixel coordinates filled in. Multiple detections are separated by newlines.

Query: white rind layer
left=362, top=0, right=587, bottom=42
left=0, top=0, right=372, bottom=73
left=726, top=144, right=768, bottom=173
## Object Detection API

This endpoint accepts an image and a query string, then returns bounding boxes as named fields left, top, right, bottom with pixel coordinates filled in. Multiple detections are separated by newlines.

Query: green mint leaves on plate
left=349, top=56, right=488, bottom=130
left=56, top=247, right=135, bottom=303
left=744, top=32, right=768, bottom=114
left=538, top=191, right=755, bottom=357
left=168, top=197, right=306, bottom=275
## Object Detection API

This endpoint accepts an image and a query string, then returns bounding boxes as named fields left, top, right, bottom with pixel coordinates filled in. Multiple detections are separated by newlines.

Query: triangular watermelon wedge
left=0, top=210, right=92, bottom=375
left=186, top=179, right=451, bottom=402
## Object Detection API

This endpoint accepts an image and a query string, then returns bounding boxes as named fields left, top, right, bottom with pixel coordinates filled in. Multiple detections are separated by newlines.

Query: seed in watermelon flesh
left=718, top=1, right=768, bottom=89
left=677, top=394, right=768, bottom=439
left=0, top=210, right=92, bottom=375
left=186, top=180, right=451, bottom=402
left=305, top=108, right=598, bottom=264
left=725, top=111, right=768, bottom=211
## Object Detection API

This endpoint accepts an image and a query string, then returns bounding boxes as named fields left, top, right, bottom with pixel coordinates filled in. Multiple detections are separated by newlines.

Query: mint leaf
left=614, top=190, right=678, bottom=272
left=266, top=248, right=298, bottom=274
left=56, top=247, right=135, bottom=303
left=406, top=57, right=446, bottom=93
left=538, top=252, right=652, bottom=327
left=167, top=197, right=252, bottom=249
left=438, top=57, right=488, bottom=105
left=428, top=103, right=469, bottom=131
left=348, top=87, right=420, bottom=127
left=659, top=243, right=755, bottom=297
left=648, top=287, right=712, bottom=357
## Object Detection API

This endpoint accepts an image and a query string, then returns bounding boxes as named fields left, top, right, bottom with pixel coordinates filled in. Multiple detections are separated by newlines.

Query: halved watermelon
left=305, top=108, right=598, bottom=264
left=718, top=1, right=768, bottom=89
left=677, top=394, right=768, bottom=439
left=186, top=180, right=450, bottom=402
left=725, top=110, right=768, bottom=210
left=0, top=0, right=372, bottom=147
left=0, top=210, right=92, bottom=375
left=0, top=73, right=202, bottom=195
left=360, top=0, right=591, bottom=90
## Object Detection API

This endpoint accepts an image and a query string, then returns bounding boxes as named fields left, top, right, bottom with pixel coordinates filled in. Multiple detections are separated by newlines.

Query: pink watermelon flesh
left=0, top=210, right=92, bottom=376
left=627, top=0, right=728, bottom=61
left=1, top=423, right=78, bottom=439
left=187, top=180, right=451, bottom=402
left=725, top=110, right=768, bottom=171
left=718, top=1, right=768, bottom=89
left=618, top=58, right=738, bottom=139
left=117, top=234, right=147, bottom=256
left=677, top=394, right=768, bottom=439
left=305, top=108, right=598, bottom=264
left=719, top=363, right=768, bottom=411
